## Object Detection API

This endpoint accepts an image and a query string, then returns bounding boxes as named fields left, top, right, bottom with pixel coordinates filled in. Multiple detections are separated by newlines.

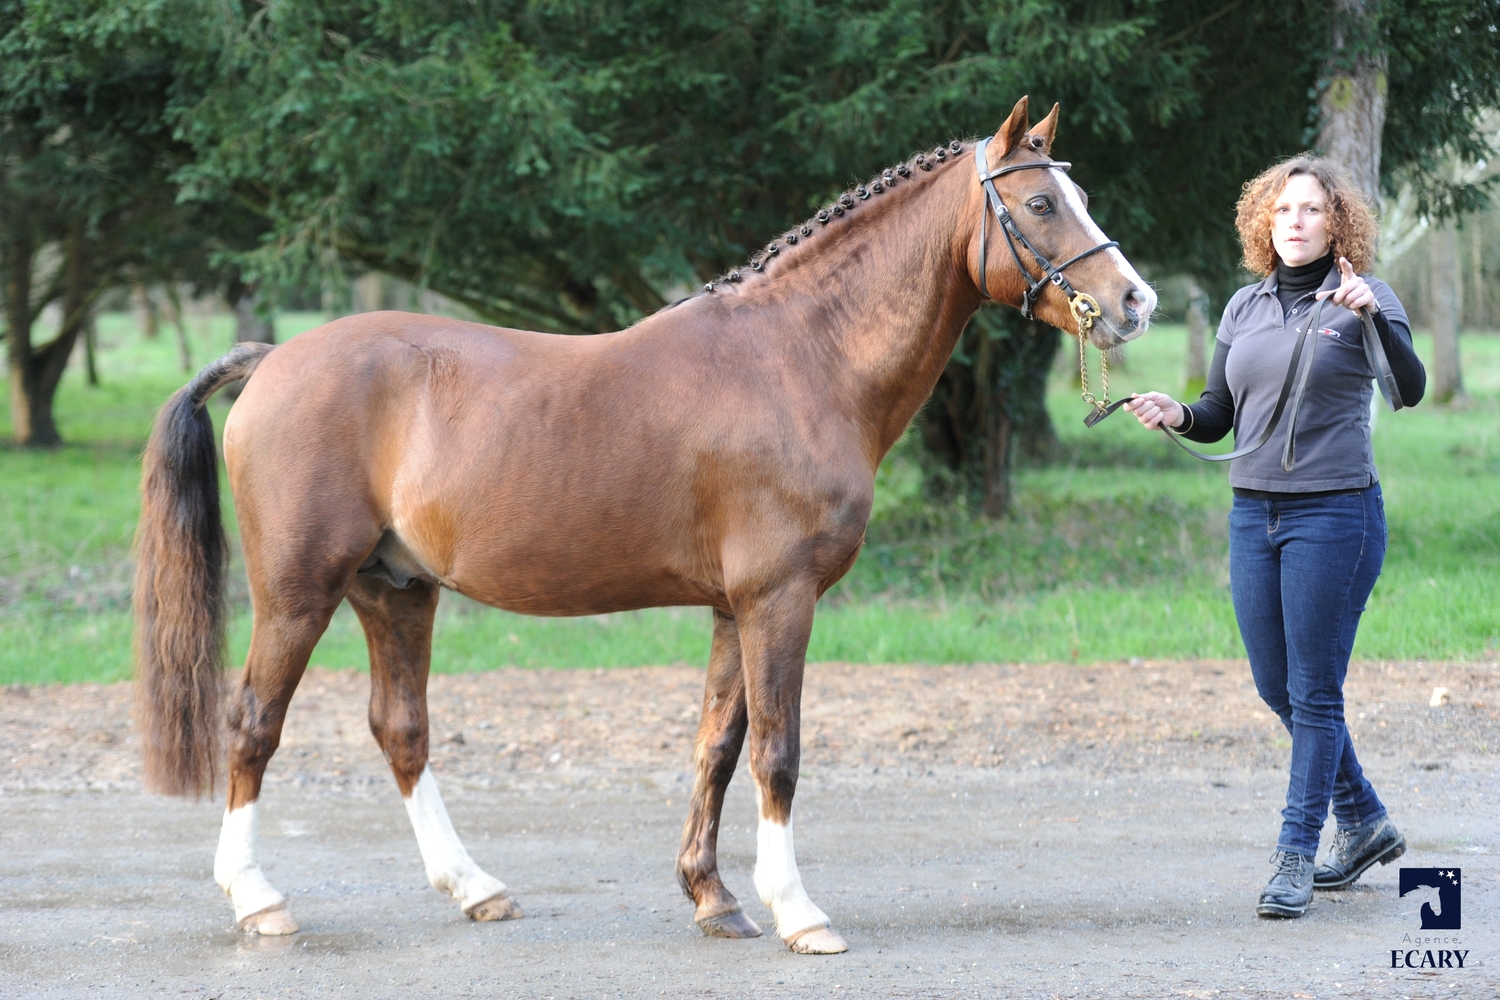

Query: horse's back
left=221, top=308, right=871, bottom=615
left=221, top=311, right=724, bottom=611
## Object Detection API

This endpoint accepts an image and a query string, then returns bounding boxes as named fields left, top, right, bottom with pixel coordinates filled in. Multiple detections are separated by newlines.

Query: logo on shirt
left=1319, top=327, right=1342, bottom=338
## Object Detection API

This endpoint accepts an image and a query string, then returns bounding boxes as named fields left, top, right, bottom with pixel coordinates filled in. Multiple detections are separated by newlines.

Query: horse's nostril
left=1123, top=288, right=1151, bottom=320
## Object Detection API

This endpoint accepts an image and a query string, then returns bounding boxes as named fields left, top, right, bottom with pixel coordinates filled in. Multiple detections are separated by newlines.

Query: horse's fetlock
left=675, top=862, right=699, bottom=901
left=677, top=846, right=714, bottom=880
left=678, top=859, right=729, bottom=907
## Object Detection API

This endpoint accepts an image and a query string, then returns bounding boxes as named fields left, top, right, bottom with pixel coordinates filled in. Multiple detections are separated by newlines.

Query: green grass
left=2, top=311, right=1497, bottom=684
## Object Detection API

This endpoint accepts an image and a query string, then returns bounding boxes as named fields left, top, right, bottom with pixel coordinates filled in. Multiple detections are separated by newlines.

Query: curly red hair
left=1234, top=156, right=1379, bottom=277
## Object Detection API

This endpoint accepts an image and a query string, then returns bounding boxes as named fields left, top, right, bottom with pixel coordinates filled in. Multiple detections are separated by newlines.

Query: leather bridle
left=973, top=136, right=1118, bottom=329
left=974, top=135, right=1123, bottom=419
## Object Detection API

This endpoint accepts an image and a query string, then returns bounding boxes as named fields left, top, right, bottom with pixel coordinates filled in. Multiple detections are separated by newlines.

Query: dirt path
left=2, top=659, right=1497, bottom=998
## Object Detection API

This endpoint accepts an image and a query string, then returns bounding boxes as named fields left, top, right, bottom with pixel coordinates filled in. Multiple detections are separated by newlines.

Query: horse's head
left=971, top=96, right=1155, bottom=348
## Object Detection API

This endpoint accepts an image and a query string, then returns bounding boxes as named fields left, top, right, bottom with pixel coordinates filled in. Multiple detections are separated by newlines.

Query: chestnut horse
left=134, top=97, right=1154, bottom=954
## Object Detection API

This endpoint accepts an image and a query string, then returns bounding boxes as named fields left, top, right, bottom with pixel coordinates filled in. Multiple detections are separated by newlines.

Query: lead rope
left=1071, top=292, right=1108, bottom=418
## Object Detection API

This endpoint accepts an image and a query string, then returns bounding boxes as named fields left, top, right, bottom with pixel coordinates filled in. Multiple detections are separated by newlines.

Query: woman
left=1123, top=157, right=1426, bottom=918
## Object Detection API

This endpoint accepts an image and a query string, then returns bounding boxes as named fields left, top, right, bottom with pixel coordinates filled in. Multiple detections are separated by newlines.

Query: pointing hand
left=1316, top=256, right=1378, bottom=313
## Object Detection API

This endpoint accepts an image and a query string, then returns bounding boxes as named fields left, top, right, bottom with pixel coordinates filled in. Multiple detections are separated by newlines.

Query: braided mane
left=701, top=139, right=976, bottom=295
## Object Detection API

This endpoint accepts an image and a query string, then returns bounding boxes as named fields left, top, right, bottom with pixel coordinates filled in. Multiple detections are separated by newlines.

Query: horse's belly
left=397, top=501, right=720, bottom=616
left=449, top=557, right=716, bottom=617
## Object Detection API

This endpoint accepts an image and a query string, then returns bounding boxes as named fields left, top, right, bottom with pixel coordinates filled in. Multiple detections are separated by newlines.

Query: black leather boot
left=1256, top=850, right=1315, bottom=918
left=1314, top=814, right=1406, bottom=890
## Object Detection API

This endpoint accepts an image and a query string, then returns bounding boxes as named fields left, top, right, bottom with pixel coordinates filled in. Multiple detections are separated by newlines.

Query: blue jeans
left=1228, top=485, right=1388, bottom=857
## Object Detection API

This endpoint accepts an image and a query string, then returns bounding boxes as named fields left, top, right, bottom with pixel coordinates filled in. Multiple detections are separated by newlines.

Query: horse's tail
left=134, top=343, right=276, bottom=797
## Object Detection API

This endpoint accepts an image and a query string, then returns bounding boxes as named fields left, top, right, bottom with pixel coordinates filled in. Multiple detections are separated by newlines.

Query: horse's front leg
left=737, top=582, right=848, bottom=954
left=677, top=610, right=761, bottom=938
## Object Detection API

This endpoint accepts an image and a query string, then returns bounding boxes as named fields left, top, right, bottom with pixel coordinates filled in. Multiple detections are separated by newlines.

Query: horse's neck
left=789, top=163, right=982, bottom=463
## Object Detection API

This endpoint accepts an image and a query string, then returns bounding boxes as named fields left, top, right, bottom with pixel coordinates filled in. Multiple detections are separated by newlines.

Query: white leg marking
left=213, top=802, right=287, bottom=923
left=754, top=814, right=830, bottom=939
left=404, top=765, right=507, bottom=912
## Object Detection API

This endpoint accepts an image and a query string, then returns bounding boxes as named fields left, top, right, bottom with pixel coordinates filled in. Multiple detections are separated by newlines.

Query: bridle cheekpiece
left=974, top=135, right=1119, bottom=418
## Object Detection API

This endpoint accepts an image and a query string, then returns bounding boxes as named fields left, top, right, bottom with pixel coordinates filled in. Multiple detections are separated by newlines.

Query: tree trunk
left=6, top=220, right=91, bottom=447
left=1429, top=221, right=1466, bottom=404
left=165, top=286, right=192, bottom=371
left=134, top=284, right=160, bottom=340
left=916, top=313, right=1058, bottom=518
left=981, top=399, right=1013, bottom=518
left=223, top=278, right=275, bottom=401
left=1471, top=221, right=1486, bottom=331
left=84, top=313, right=99, bottom=387
left=4, top=213, right=38, bottom=443
left=353, top=272, right=385, bottom=314
left=1184, top=280, right=1209, bottom=398
left=1012, top=325, right=1060, bottom=464
left=232, top=288, right=276, bottom=345
left=985, top=325, right=1060, bottom=515
left=1317, top=0, right=1387, bottom=209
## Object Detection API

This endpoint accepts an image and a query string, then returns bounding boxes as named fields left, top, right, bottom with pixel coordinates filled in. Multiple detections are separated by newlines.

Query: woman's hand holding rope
left=1122, top=391, right=1184, bottom=431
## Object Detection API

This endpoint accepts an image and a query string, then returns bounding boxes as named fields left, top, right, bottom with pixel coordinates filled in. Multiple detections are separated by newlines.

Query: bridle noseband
left=974, top=137, right=1119, bottom=327
left=974, top=135, right=1120, bottom=417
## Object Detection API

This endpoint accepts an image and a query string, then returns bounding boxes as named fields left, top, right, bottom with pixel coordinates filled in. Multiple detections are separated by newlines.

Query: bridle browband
left=973, top=136, right=1118, bottom=325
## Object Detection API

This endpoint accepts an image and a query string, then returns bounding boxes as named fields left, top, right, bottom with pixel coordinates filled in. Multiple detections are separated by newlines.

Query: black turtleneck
left=1275, top=251, right=1335, bottom=315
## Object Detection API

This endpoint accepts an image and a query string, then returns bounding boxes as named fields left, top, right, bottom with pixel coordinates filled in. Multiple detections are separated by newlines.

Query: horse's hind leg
left=215, top=601, right=340, bottom=935
left=346, top=574, right=521, bottom=922
left=677, top=610, right=761, bottom=938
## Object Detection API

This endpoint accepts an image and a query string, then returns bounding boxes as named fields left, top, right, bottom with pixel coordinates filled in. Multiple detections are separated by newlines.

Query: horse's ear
left=993, top=95, right=1031, bottom=158
left=1027, top=103, right=1060, bottom=155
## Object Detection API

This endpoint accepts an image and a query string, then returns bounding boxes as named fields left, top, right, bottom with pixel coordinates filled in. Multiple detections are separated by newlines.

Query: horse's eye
left=1027, top=197, right=1053, bottom=215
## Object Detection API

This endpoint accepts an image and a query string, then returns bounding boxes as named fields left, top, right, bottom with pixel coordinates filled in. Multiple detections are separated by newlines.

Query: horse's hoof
left=784, top=924, right=848, bottom=954
left=468, top=892, right=523, bottom=922
left=695, top=906, right=762, bottom=938
left=240, top=905, right=299, bottom=936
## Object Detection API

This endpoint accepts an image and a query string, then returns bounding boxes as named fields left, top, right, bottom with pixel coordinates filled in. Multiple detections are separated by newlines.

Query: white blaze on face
left=214, top=801, right=286, bottom=922
left=403, top=765, right=507, bottom=912
left=1052, top=169, right=1156, bottom=329
left=752, top=792, right=830, bottom=939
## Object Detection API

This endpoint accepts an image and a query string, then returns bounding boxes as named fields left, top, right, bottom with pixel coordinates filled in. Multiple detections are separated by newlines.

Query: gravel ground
left=1, top=658, right=1497, bottom=998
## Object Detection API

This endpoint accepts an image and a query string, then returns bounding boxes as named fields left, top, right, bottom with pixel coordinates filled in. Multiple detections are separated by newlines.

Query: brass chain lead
left=1071, top=292, right=1108, bottom=415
